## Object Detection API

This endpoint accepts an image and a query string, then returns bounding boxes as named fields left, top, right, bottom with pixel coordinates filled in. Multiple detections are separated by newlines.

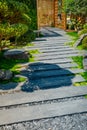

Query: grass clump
left=67, top=32, right=79, bottom=41
left=29, top=49, right=40, bottom=54
left=12, top=76, right=27, bottom=83
left=72, top=56, right=83, bottom=69
left=66, top=32, right=79, bottom=46
left=85, top=95, right=87, bottom=99
left=74, top=81, right=87, bottom=86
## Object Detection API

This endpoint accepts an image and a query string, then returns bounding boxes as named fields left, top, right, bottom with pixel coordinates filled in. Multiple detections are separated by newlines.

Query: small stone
left=0, top=69, right=13, bottom=81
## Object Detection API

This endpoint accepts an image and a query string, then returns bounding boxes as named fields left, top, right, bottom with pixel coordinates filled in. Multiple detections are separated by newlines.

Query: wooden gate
left=37, top=0, right=66, bottom=29
left=37, top=0, right=54, bottom=28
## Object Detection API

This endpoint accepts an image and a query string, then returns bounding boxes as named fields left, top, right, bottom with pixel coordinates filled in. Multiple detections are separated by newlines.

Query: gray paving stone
left=34, top=50, right=80, bottom=57
left=28, top=45, right=71, bottom=50
left=36, top=53, right=82, bottom=60
left=0, top=86, right=87, bottom=107
left=29, top=63, right=78, bottom=71
left=33, top=43, right=68, bottom=47
left=39, top=48, right=75, bottom=53
left=33, top=58, right=72, bottom=64
left=27, top=69, right=85, bottom=79
left=0, top=99, right=87, bottom=126
left=25, top=75, right=85, bottom=90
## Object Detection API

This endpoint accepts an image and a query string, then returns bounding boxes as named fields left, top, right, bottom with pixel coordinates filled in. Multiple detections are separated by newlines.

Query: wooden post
left=37, top=0, right=39, bottom=29
left=61, top=0, right=67, bottom=30
left=54, top=0, right=58, bottom=27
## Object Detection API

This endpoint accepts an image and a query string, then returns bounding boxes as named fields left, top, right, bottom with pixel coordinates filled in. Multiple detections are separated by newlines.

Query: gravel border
left=0, top=113, right=87, bottom=130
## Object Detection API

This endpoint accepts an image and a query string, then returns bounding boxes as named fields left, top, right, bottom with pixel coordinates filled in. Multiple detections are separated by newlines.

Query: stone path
left=0, top=27, right=87, bottom=129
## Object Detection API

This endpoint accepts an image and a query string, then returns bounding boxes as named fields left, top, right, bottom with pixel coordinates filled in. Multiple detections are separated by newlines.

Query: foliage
left=0, top=48, right=36, bottom=73
left=83, top=23, right=87, bottom=29
left=64, top=0, right=87, bottom=31
left=72, top=56, right=83, bottom=69
left=11, top=76, right=27, bottom=83
left=66, top=31, right=79, bottom=46
left=64, top=0, right=87, bottom=16
left=82, top=36, right=87, bottom=49
left=17, top=0, right=37, bottom=30
left=0, top=0, right=31, bottom=50
left=67, top=32, right=78, bottom=38
left=78, top=29, right=87, bottom=36
left=18, top=30, right=36, bottom=44
left=67, top=19, right=83, bottom=30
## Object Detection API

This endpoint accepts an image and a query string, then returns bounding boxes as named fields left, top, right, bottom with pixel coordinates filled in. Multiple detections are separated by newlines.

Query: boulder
left=0, top=70, right=13, bottom=81
left=4, top=49, right=29, bottom=60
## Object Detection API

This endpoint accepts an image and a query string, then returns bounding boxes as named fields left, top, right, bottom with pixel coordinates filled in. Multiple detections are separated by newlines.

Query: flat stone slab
left=33, top=43, right=68, bottom=47
left=25, top=75, right=85, bottom=90
left=36, top=53, right=82, bottom=60
left=40, top=49, right=79, bottom=54
left=34, top=58, right=73, bottom=64
left=29, top=63, right=78, bottom=71
left=26, top=47, right=73, bottom=51
left=27, top=45, right=71, bottom=50
left=27, top=69, right=85, bottom=79
left=0, top=86, right=87, bottom=107
left=0, top=99, right=87, bottom=126
left=39, top=48, right=75, bottom=53
left=34, top=50, right=80, bottom=57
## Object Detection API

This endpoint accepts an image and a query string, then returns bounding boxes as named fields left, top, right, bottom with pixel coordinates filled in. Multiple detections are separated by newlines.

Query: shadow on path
left=40, top=27, right=63, bottom=37
left=21, top=62, right=75, bottom=92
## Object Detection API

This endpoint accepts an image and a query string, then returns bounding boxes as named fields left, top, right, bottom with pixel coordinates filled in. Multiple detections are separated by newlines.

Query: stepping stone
left=0, top=86, right=87, bottom=107
left=39, top=48, right=74, bottom=52
left=0, top=99, right=87, bottom=126
left=25, top=46, right=72, bottom=50
left=33, top=58, right=72, bottom=64
left=34, top=50, right=80, bottom=57
left=40, top=49, right=79, bottom=53
left=36, top=53, right=82, bottom=60
left=24, top=75, right=85, bottom=90
left=29, top=63, right=78, bottom=71
left=27, top=69, right=85, bottom=79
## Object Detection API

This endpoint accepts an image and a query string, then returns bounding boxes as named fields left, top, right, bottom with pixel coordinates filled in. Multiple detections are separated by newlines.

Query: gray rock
left=4, top=49, right=29, bottom=60
left=0, top=70, right=13, bottom=81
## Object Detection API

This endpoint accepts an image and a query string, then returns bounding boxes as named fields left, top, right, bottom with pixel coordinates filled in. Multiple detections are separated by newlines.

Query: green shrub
left=82, top=36, right=87, bottom=49
left=79, top=29, right=87, bottom=36
left=18, top=30, right=36, bottom=44
left=83, top=23, right=87, bottom=29
left=0, top=23, right=28, bottom=49
left=0, top=0, right=31, bottom=50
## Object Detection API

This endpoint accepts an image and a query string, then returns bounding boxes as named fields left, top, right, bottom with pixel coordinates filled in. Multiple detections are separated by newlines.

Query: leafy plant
left=72, top=56, right=83, bottom=69
left=79, top=29, right=87, bottom=36
left=83, top=23, right=87, bottom=29
left=18, top=30, right=36, bottom=44
left=0, top=0, right=31, bottom=50
left=82, top=36, right=87, bottom=49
